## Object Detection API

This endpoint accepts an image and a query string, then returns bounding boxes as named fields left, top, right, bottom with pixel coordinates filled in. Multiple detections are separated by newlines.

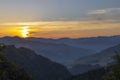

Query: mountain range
left=75, top=44, right=120, bottom=66
left=1, top=35, right=120, bottom=76
left=1, top=45, right=71, bottom=80
left=0, top=36, right=93, bottom=64
left=1, top=35, right=120, bottom=64
left=26, top=35, right=120, bottom=52
left=68, top=43, right=120, bottom=75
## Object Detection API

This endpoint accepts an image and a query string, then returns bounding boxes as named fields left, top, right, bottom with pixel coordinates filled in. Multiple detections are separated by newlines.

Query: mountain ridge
left=1, top=45, right=71, bottom=80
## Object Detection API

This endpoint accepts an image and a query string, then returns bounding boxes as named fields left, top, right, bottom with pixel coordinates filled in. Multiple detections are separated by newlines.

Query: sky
left=0, top=0, right=120, bottom=38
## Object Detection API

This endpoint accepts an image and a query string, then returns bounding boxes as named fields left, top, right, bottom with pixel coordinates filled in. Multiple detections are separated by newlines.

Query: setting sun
left=21, top=26, right=30, bottom=38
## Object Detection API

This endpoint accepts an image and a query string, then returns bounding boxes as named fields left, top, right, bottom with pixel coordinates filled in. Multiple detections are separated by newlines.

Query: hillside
left=67, top=67, right=107, bottom=80
left=69, top=64, right=100, bottom=75
left=0, top=36, right=93, bottom=63
left=1, top=45, right=71, bottom=80
left=0, top=46, right=32, bottom=80
left=74, top=44, right=120, bottom=67
left=66, top=43, right=120, bottom=75
left=68, top=53, right=120, bottom=80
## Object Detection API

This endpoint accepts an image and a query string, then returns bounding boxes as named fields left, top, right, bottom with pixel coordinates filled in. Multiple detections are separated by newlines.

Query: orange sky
left=0, top=1, right=120, bottom=38
left=0, top=21, right=120, bottom=38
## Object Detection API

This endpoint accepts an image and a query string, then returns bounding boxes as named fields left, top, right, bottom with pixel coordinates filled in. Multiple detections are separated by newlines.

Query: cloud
left=0, top=20, right=120, bottom=38
left=87, top=8, right=120, bottom=22
left=88, top=10, right=107, bottom=15
left=88, top=8, right=120, bottom=15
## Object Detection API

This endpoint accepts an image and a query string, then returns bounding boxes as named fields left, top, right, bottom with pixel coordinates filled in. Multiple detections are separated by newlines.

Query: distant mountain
left=1, top=35, right=120, bottom=64
left=74, top=44, right=120, bottom=67
left=26, top=35, right=120, bottom=52
left=66, top=43, right=120, bottom=75
left=0, top=36, right=93, bottom=63
left=1, top=36, right=120, bottom=78
left=1, top=45, right=71, bottom=80
left=68, top=53, right=120, bottom=80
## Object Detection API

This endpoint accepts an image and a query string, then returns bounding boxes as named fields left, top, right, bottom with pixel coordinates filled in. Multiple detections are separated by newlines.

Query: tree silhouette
left=103, top=52, right=120, bottom=80
left=0, top=44, right=32, bottom=80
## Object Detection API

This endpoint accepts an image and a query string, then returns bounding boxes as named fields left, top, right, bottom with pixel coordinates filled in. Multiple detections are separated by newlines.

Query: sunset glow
left=0, top=21, right=120, bottom=38
left=0, top=0, right=120, bottom=38
left=21, top=26, right=30, bottom=38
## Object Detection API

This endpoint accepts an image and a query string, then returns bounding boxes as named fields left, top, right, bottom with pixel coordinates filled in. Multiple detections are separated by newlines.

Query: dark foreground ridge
left=0, top=44, right=71, bottom=80
left=0, top=45, right=32, bottom=80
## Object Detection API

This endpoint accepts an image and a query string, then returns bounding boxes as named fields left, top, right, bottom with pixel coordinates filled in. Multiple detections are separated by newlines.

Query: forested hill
left=0, top=44, right=71, bottom=80
left=67, top=53, right=120, bottom=80
left=0, top=45, right=32, bottom=80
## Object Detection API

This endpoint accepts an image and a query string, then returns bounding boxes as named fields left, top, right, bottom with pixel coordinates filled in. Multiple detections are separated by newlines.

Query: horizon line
left=1, top=35, right=120, bottom=40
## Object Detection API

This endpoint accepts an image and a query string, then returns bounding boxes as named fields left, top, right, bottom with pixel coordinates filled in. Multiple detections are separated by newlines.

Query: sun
left=21, top=26, right=30, bottom=38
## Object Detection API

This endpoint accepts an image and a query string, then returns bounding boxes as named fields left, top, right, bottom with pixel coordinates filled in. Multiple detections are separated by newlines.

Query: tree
left=103, top=52, right=120, bottom=80
left=0, top=43, right=6, bottom=51
left=0, top=44, right=33, bottom=80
